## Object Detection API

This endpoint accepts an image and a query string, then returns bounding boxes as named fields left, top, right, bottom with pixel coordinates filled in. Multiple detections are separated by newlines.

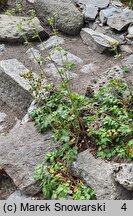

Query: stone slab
left=113, top=164, right=133, bottom=191
left=71, top=150, right=133, bottom=199
left=107, top=9, right=133, bottom=31
left=0, top=59, right=33, bottom=117
left=80, top=28, right=119, bottom=53
left=0, top=122, right=53, bottom=195
left=0, top=15, right=49, bottom=43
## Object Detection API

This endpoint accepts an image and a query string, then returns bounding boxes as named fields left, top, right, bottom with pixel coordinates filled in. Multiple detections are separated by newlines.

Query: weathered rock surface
left=7, top=190, right=31, bottom=201
left=107, top=9, right=133, bottom=31
left=127, top=24, right=133, bottom=39
left=0, top=122, right=53, bottom=195
left=0, top=15, right=48, bottom=43
left=111, top=0, right=123, bottom=7
left=26, top=48, right=42, bottom=63
left=120, top=45, right=133, bottom=54
left=44, top=63, right=77, bottom=79
left=26, top=37, right=82, bottom=78
left=84, top=5, right=98, bottom=22
left=43, top=48, right=82, bottom=78
left=0, top=112, right=7, bottom=132
left=80, top=28, right=119, bottom=53
left=74, top=0, right=109, bottom=9
left=38, top=35, right=64, bottom=51
left=71, top=150, right=133, bottom=199
left=0, top=100, right=17, bottom=134
left=0, top=44, right=5, bottom=53
left=26, top=0, right=35, bottom=3
left=49, top=48, right=83, bottom=66
left=21, top=101, right=36, bottom=125
left=34, top=0, right=83, bottom=35
left=74, top=0, right=109, bottom=23
left=99, top=6, right=122, bottom=24
left=0, top=59, right=33, bottom=117
left=121, top=54, right=133, bottom=72
left=113, top=164, right=133, bottom=191
left=88, top=65, right=123, bottom=92
left=80, top=63, right=98, bottom=74
left=0, top=112, right=6, bottom=124
left=0, top=169, right=16, bottom=200
left=26, top=36, right=65, bottom=62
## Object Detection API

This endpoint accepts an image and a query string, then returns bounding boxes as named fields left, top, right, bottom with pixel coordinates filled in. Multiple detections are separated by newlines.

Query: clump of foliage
left=6, top=6, right=96, bottom=200
left=21, top=47, right=96, bottom=200
left=34, top=143, right=95, bottom=200
left=23, top=67, right=133, bottom=199
left=87, top=79, right=133, bottom=160
left=109, top=40, right=121, bottom=59
left=5, top=3, right=22, bottom=15
left=18, top=11, right=133, bottom=200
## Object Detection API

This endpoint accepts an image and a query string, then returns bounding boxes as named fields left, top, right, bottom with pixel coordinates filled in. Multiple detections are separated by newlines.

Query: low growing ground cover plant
left=87, top=79, right=133, bottom=160
left=21, top=52, right=96, bottom=200
left=9, top=5, right=133, bottom=199
left=23, top=66, right=133, bottom=199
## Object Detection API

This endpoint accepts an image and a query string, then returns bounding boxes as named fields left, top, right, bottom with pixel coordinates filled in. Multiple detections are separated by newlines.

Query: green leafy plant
left=20, top=16, right=96, bottom=199
left=87, top=79, right=133, bottom=160
left=18, top=11, right=133, bottom=200
left=5, top=3, right=22, bottom=15
left=109, top=40, right=121, bottom=59
left=123, top=66, right=130, bottom=74
left=34, top=143, right=95, bottom=200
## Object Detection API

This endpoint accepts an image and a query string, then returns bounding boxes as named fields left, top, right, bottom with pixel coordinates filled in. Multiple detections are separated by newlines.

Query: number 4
left=121, top=203, right=127, bottom=211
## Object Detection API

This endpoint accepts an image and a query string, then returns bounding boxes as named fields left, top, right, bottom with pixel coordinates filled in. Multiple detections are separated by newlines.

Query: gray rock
left=120, top=45, right=133, bottom=54
left=15, top=0, right=23, bottom=3
left=26, top=48, right=42, bottom=64
left=0, top=122, right=54, bottom=195
left=74, top=0, right=109, bottom=23
left=127, top=24, right=133, bottom=39
left=38, top=36, right=64, bottom=51
left=111, top=0, right=123, bottom=7
left=0, top=112, right=7, bottom=123
left=113, top=164, right=133, bottom=191
left=0, top=59, right=30, bottom=91
left=80, top=63, right=98, bottom=74
left=75, top=0, right=109, bottom=9
left=21, top=101, right=36, bottom=124
left=0, top=44, right=5, bottom=53
left=0, top=125, right=5, bottom=132
left=107, top=9, right=133, bottom=31
left=80, top=28, right=119, bottom=53
left=27, top=36, right=65, bottom=63
left=49, top=48, right=83, bottom=66
left=45, top=48, right=82, bottom=78
left=26, top=0, right=35, bottom=3
left=34, top=0, right=83, bottom=36
left=0, top=59, right=33, bottom=117
left=121, top=54, right=133, bottom=71
left=70, top=150, right=133, bottom=199
left=88, top=66, right=123, bottom=92
left=7, top=190, right=31, bottom=201
left=99, top=6, right=122, bottom=24
left=84, top=5, right=98, bottom=21
left=0, top=15, right=48, bottom=43
left=0, top=169, right=16, bottom=200
left=91, top=0, right=109, bottom=9
left=44, top=63, right=77, bottom=79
